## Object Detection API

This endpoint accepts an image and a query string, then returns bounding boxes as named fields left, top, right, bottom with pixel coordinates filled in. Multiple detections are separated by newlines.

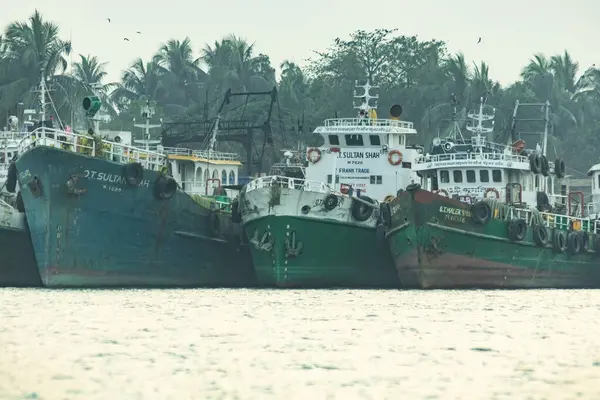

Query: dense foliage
left=1, top=11, right=600, bottom=176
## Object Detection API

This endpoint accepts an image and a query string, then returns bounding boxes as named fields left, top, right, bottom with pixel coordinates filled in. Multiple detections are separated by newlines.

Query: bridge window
left=480, top=170, right=489, bottom=182
left=229, top=170, right=235, bottom=185
left=370, top=175, right=382, bottom=184
left=492, top=169, right=502, bottom=183
left=453, top=170, right=463, bottom=183
left=328, top=135, right=340, bottom=145
left=326, top=174, right=340, bottom=184
left=440, top=170, right=450, bottom=183
left=466, top=170, right=476, bottom=183
left=345, top=134, right=364, bottom=146
left=369, top=135, right=380, bottom=145
left=402, top=162, right=411, bottom=169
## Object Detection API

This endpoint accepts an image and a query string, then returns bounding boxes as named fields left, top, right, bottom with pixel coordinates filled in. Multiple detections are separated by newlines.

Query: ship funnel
left=390, top=104, right=402, bottom=120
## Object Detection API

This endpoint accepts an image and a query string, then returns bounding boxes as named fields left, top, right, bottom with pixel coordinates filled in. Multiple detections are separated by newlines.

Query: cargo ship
left=238, top=79, right=424, bottom=287
left=384, top=97, right=600, bottom=288
left=0, top=114, right=41, bottom=287
left=13, top=77, right=255, bottom=288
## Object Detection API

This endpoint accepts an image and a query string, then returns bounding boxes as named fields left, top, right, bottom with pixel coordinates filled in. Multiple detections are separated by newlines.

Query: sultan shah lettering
left=83, top=169, right=150, bottom=187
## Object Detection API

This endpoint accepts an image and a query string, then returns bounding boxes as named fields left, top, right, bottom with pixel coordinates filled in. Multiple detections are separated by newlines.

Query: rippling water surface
left=1, top=288, right=600, bottom=399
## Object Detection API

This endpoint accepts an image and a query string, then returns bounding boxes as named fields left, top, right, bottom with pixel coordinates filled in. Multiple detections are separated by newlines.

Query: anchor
left=65, top=173, right=88, bottom=196
left=250, top=229, right=274, bottom=252
left=285, top=230, right=303, bottom=258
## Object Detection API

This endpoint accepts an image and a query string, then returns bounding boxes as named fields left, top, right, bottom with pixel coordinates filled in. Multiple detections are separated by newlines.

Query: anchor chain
left=285, top=229, right=303, bottom=258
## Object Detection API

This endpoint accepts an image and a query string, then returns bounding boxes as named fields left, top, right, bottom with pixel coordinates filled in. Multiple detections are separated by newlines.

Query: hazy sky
left=3, top=0, right=599, bottom=87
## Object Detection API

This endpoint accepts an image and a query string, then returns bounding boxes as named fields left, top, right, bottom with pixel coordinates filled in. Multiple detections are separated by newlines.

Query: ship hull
left=15, top=146, right=256, bottom=288
left=386, top=188, right=600, bottom=289
left=241, top=181, right=398, bottom=288
left=0, top=219, right=41, bottom=287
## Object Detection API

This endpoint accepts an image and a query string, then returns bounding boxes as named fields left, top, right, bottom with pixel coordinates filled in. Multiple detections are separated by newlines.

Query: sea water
left=1, top=288, right=599, bottom=399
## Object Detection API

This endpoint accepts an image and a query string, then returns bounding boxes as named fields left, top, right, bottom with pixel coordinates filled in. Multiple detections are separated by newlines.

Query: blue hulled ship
left=13, top=82, right=255, bottom=288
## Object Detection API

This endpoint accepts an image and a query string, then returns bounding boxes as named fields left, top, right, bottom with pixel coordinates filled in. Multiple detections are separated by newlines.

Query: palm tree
left=0, top=10, right=71, bottom=118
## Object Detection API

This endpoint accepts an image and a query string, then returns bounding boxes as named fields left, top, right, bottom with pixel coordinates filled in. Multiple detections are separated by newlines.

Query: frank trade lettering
left=83, top=169, right=150, bottom=187
left=337, top=168, right=370, bottom=173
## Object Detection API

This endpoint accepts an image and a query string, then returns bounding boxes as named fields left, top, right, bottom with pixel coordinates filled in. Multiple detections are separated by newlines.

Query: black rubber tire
left=323, top=194, right=339, bottom=211
left=123, top=162, right=144, bottom=186
left=578, top=231, right=589, bottom=252
left=153, top=175, right=177, bottom=200
left=471, top=201, right=492, bottom=224
left=231, top=199, right=242, bottom=223
left=351, top=196, right=374, bottom=222
left=529, top=153, right=541, bottom=174
left=555, top=158, right=566, bottom=178
left=16, top=191, right=24, bottom=213
left=206, top=212, right=220, bottom=237
left=567, top=231, right=582, bottom=255
left=540, top=155, right=550, bottom=176
left=507, top=219, right=527, bottom=242
left=5, top=162, right=17, bottom=193
left=553, top=230, right=566, bottom=253
left=380, top=202, right=392, bottom=227
left=593, top=235, right=600, bottom=256
left=406, top=183, right=421, bottom=191
left=532, top=224, right=549, bottom=247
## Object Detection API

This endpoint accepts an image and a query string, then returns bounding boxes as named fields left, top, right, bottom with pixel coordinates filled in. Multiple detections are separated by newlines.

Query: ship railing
left=322, top=118, right=414, bottom=129
left=245, top=175, right=337, bottom=194
left=161, top=147, right=239, bottom=161
left=415, top=151, right=529, bottom=165
left=18, top=128, right=167, bottom=171
left=504, top=206, right=598, bottom=233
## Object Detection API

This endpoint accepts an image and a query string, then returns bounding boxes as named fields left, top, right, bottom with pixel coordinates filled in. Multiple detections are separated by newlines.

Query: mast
left=133, top=100, right=161, bottom=152
left=465, top=96, right=494, bottom=153
left=542, top=100, right=550, bottom=157
left=39, top=68, right=47, bottom=137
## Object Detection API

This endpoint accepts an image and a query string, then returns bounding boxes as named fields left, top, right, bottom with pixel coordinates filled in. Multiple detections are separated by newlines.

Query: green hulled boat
left=384, top=98, right=600, bottom=289
left=238, top=79, right=424, bottom=288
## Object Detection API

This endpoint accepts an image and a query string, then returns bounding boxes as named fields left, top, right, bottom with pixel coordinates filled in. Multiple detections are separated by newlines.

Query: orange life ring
left=388, top=150, right=403, bottom=166
left=306, top=147, right=321, bottom=164
left=484, top=187, right=500, bottom=199
left=433, top=189, right=449, bottom=197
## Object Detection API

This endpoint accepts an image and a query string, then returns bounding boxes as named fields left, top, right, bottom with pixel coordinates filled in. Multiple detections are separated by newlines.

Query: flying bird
left=477, top=37, right=481, bottom=43
left=107, top=18, right=111, bottom=22
left=136, top=31, right=142, bottom=34
left=124, top=37, right=129, bottom=41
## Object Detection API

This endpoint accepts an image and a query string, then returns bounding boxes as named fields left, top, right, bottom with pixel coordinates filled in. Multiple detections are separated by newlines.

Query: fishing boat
left=238, top=79, right=424, bottom=287
left=12, top=76, right=255, bottom=288
left=384, top=97, right=600, bottom=289
left=0, top=114, right=41, bottom=287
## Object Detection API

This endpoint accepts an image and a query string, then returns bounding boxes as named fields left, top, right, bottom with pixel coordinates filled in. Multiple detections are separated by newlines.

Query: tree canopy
left=1, top=12, right=600, bottom=177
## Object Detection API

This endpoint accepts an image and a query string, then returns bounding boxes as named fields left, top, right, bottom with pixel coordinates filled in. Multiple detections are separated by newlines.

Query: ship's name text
left=83, top=169, right=150, bottom=187
left=439, top=205, right=471, bottom=223
left=338, top=152, right=381, bottom=159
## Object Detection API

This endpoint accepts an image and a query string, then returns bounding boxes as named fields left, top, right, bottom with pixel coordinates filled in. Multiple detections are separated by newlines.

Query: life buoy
left=507, top=219, right=527, bottom=242
left=6, top=162, right=17, bottom=193
left=323, top=194, right=338, bottom=211
left=351, top=195, right=374, bottom=222
left=471, top=201, right=492, bottom=224
left=554, top=158, right=566, bottom=178
left=433, top=189, right=449, bottom=197
left=388, top=150, right=403, bottom=166
left=306, top=148, right=321, bottom=164
left=553, top=230, right=566, bottom=253
left=567, top=231, right=582, bottom=255
left=540, top=155, right=550, bottom=176
left=529, top=153, right=541, bottom=174
left=153, top=175, right=177, bottom=200
left=123, top=162, right=144, bottom=186
left=484, top=187, right=500, bottom=200
left=532, top=225, right=549, bottom=247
